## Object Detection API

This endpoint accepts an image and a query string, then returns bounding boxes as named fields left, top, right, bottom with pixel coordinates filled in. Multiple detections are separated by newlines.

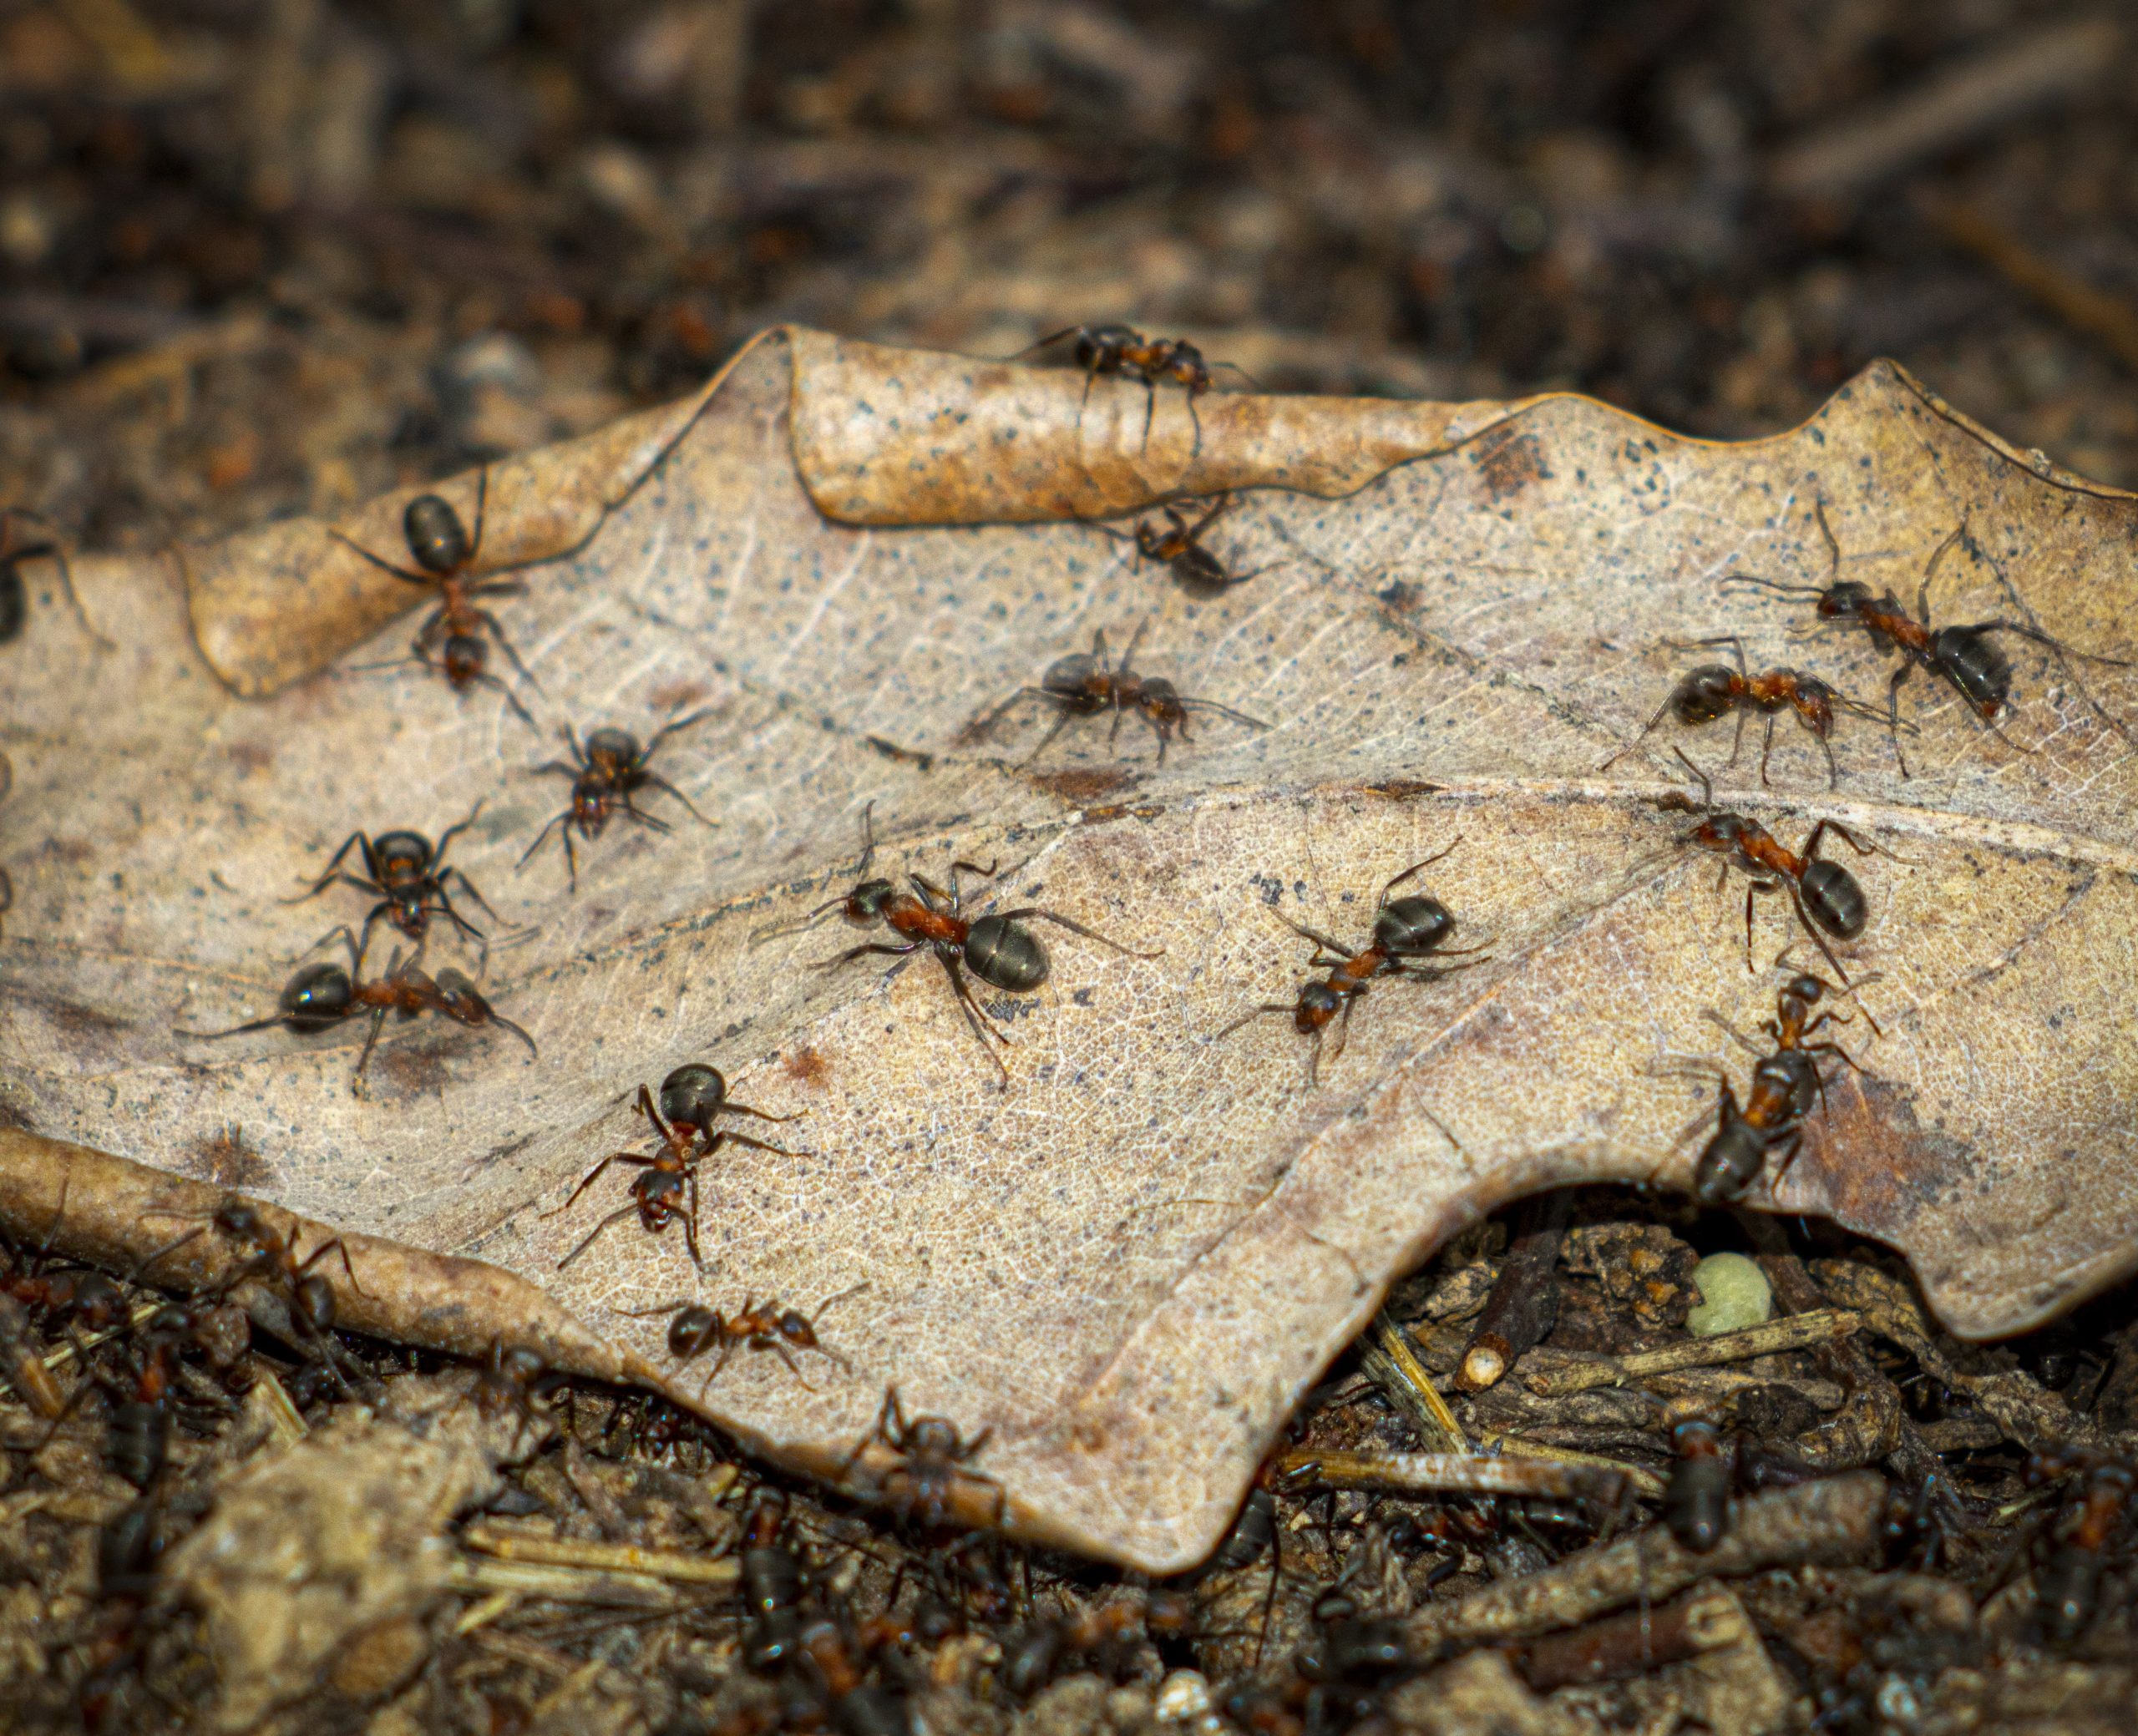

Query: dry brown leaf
left=3, top=328, right=2135, bottom=1569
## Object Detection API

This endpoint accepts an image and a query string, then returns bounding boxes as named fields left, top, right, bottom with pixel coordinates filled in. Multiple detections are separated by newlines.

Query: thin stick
left=1520, top=1308, right=1860, bottom=1396
left=459, top=1520, right=742, bottom=1587
left=1274, top=1448, right=1629, bottom=1506
left=1359, top=1309, right=1468, bottom=1452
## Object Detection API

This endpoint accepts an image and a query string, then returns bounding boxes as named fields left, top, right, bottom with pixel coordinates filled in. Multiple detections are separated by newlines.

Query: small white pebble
left=1685, top=1252, right=1772, bottom=1336
left=1154, top=1668, right=1213, bottom=1722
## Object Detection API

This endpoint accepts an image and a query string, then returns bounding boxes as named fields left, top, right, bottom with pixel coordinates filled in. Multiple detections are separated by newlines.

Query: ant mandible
left=1684, top=967, right=1879, bottom=1202
left=1016, top=323, right=1254, bottom=453
left=286, top=804, right=499, bottom=969
left=1, top=507, right=110, bottom=647
left=1219, top=842, right=1484, bottom=1086
left=333, top=472, right=540, bottom=722
left=550, top=1062, right=801, bottom=1270
left=964, top=620, right=1269, bottom=765
left=1726, top=501, right=2131, bottom=775
left=518, top=711, right=714, bottom=890
left=840, top=1384, right=1004, bottom=1531
left=624, top=1282, right=866, bottom=1391
left=179, top=925, right=536, bottom=1095
left=1663, top=747, right=1907, bottom=984
left=757, top=806, right=1163, bottom=1087
left=1602, top=634, right=1898, bottom=788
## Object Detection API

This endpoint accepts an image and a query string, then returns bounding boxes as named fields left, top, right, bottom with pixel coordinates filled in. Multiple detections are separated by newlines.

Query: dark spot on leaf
left=784, top=1045, right=831, bottom=1086
left=191, top=1124, right=275, bottom=1191
left=1472, top=428, right=1552, bottom=501
left=1028, top=767, right=1135, bottom=806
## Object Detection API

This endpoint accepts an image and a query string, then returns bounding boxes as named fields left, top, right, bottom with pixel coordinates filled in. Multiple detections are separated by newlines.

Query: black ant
left=1664, top=748, right=1907, bottom=984
left=2023, top=1448, right=2134, bottom=1647
left=550, top=1063, right=800, bottom=1270
left=757, top=806, right=1163, bottom=1086
left=1603, top=635, right=1897, bottom=788
left=625, top=1283, right=865, bottom=1390
left=1218, top=843, right=1482, bottom=1085
left=1692, top=968, right=1878, bottom=1202
left=1661, top=1415, right=1732, bottom=1553
left=286, top=806, right=499, bottom=968
left=335, top=473, right=540, bottom=722
left=1, top=507, right=109, bottom=647
left=1004, top=1594, right=1195, bottom=1698
left=518, top=712, right=713, bottom=890
left=1016, top=323, right=1253, bottom=453
left=179, top=927, right=535, bottom=1094
left=841, top=1385, right=1003, bottom=1531
left=964, top=620, right=1269, bottom=765
left=1104, top=495, right=1279, bottom=595
left=1727, top=503, right=2131, bottom=775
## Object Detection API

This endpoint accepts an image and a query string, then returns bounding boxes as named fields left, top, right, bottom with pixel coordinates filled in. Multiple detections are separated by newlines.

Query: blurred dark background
left=3, top=0, right=2134, bottom=549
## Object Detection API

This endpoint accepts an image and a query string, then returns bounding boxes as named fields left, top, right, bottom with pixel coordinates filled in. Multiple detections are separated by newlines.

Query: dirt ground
left=3, top=2, right=2135, bottom=1732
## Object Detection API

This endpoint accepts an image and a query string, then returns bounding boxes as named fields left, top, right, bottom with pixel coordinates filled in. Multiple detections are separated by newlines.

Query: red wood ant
left=2024, top=1449, right=2135, bottom=1646
left=1692, top=967, right=1877, bottom=1202
left=1727, top=503, right=2131, bottom=775
left=1603, top=635, right=1897, bottom=788
left=965, top=621, right=1269, bottom=765
left=334, top=473, right=540, bottom=721
left=518, top=712, right=713, bottom=890
left=1016, top=323, right=1253, bottom=453
left=1663, top=748, right=1907, bottom=984
left=1219, top=843, right=1482, bottom=1086
left=626, top=1283, right=865, bottom=1391
left=1662, top=1415, right=1731, bottom=1552
left=179, top=927, right=535, bottom=1094
left=759, top=807, right=1163, bottom=1086
left=286, top=805, right=499, bottom=968
left=550, top=1062, right=800, bottom=1270
left=1, top=506, right=109, bottom=647
left=1103, top=494, right=1280, bottom=595
left=841, top=1385, right=1003, bottom=1531
left=1004, top=1594, right=1194, bottom=1698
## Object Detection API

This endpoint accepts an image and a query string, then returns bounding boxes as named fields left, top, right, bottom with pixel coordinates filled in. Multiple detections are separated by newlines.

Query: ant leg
left=960, top=686, right=1051, bottom=743
left=439, top=868, right=502, bottom=929
left=1140, top=378, right=1158, bottom=452
left=1801, top=819, right=1918, bottom=867
left=637, top=773, right=712, bottom=827
left=1188, top=391, right=1203, bottom=461
left=293, top=1234, right=368, bottom=1299
left=1599, top=695, right=1675, bottom=772
left=941, top=859, right=1001, bottom=908
left=699, top=1126, right=798, bottom=1159
left=328, top=528, right=430, bottom=585
left=938, top=952, right=1012, bottom=1086
left=514, top=810, right=573, bottom=874
left=1884, top=663, right=1914, bottom=779
left=1742, top=883, right=1758, bottom=974
left=1756, top=711, right=1778, bottom=788
left=558, top=1202, right=641, bottom=1271
left=432, top=802, right=486, bottom=863
left=1020, top=706, right=1078, bottom=766
left=1725, top=704, right=1749, bottom=772
left=1815, top=720, right=1840, bottom=789
left=1380, top=838, right=1462, bottom=903
left=683, top=1169, right=703, bottom=1269
left=995, top=908, right=1165, bottom=958
left=351, top=1005, right=391, bottom=1096
left=469, top=467, right=489, bottom=562
left=1787, top=888, right=1852, bottom=985
left=469, top=609, right=542, bottom=691
left=1765, top=1129, right=1806, bottom=1197
left=286, top=834, right=373, bottom=903
left=642, top=707, right=715, bottom=757
left=1273, top=913, right=1355, bottom=962
left=717, top=1097, right=802, bottom=1126
left=1214, top=1003, right=1301, bottom=1040
left=542, top=1152, right=641, bottom=1217
left=818, top=940, right=924, bottom=970
left=1814, top=499, right=1842, bottom=580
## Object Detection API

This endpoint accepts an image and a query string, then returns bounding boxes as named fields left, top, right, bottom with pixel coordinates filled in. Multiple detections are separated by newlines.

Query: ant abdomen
left=1041, top=654, right=1099, bottom=704
left=1374, top=894, right=1454, bottom=954
left=1931, top=625, right=2014, bottom=718
left=844, top=879, right=897, bottom=924
left=1798, top=859, right=1867, bottom=938
left=668, top=1304, right=722, bottom=1359
left=1693, top=1119, right=1767, bottom=1203
left=965, top=915, right=1048, bottom=992
left=281, top=963, right=354, bottom=1029
left=659, top=1062, right=731, bottom=1131
left=403, top=495, right=471, bottom=574
left=1670, top=666, right=1740, bottom=726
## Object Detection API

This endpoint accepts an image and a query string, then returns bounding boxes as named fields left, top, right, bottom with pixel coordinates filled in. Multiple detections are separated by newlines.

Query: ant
left=737, top=1491, right=812, bottom=1671
left=841, top=1385, right=1003, bottom=1531
left=1218, top=843, right=1482, bottom=1086
left=335, top=473, right=542, bottom=721
left=286, top=805, right=499, bottom=968
left=1016, top=323, right=1252, bottom=453
left=1663, top=747, right=1906, bottom=984
left=1727, top=502, right=2131, bottom=776
left=1, top=507, right=109, bottom=647
left=518, top=712, right=713, bottom=890
left=550, top=1062, right=800, bottom=1270
left=626, top=1283, right=865, bottom=1391
left=1003, top=1593, right=1195, bottom=1698
left=964, top=620, right=1269, bottom=765
left=2024, top=1448, right=2134, bottom=1647
left=1692, top=967, right=1877, bottom=1202
left=758, top=806, right=1163, bottom=1087
left=1104, top=494, right=1279, bottom=595
left=1603, top=635, right=1897, bottom=788
left=1662, top=1415, right=1732, bottom=1553
left=179, top=926, right=535, bottom=1095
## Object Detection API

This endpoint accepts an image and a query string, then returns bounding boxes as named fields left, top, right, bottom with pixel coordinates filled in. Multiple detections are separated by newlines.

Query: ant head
left=1375, top=894, right=1453, bottom=955
left=1671, top=665, right=1740, bottom=726
left=636, top=1167, right=689, bottom=1209
left=280, top=962, right=354, bottom=1029
left=1671, top=1415, right=1724, bottom=1451
left=777, top=1309, right=818, bottom=1349
left=1820, top=580, right=1874, bottom=620
left=442, top=632, right=487, bottom=686
left=905, top=1415, right=961, bottom=1459
left=215, top=1201, right=265, bottom=1240
left=493, top=1343, right=546, bottom=1388
left=660, top=1063, right=730, bottom=1131
left=583, top=726, right=641, bottom=775
left=742, top=1487, right=788, bottom=1546
left=1783, top=973, right=1828, bottom=1007
left=1169, top=345, right=1211, bottom=392
left=1041, top=653, right=1098, bottom=700
left=1135, top=676, right=1185, bottom=723
left=403, top=495, right=470, bottom=574
left=1297, top=981, right=1343, bottom=1025
left=845, top=878, right=897, bottom=923
left=667, top=1305, right=719, bottom=1359
left=431, top=968, right=485, bottom=1016
left=370, top=831, right=433, bottom=882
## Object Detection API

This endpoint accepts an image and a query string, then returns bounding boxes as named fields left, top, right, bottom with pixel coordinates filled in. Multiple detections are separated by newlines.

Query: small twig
left=1512, top=1585, right=1746, bottom=1691
left=0, top=1298, right=161, bottom=1411
left=445, top=1555, right=683, bottom=1608
left=1925, top=195, right=2138, bottom=375
left=459, top=1519, right=741, bottom=1587
left=1404, top=1472, right=1887, bottom=1652
left=1360, top=1309, right=1467, bottom=1451
left=1457, top=1192, right=1571, bottom=1394
left=1275, top=1448, right=1628, bottom=1506
left=1520, top=1308, right=1860, bottom=1396
left=1475, top=1432, right=1668, bottom=1501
